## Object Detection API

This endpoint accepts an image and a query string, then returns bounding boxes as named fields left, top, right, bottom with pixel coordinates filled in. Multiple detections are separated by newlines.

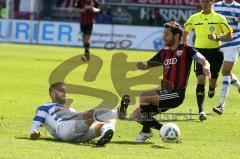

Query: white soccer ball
left=160, top=123, right=180, bottom=143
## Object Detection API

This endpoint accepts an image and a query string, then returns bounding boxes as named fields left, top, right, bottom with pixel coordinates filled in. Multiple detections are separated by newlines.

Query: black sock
left=209, top=86, right=215, bottom=91
left=196, top=84, right=205, bottom=113
left=140, top=104, right=163, bottom=133
left=84, top=43, right=90, bottom=53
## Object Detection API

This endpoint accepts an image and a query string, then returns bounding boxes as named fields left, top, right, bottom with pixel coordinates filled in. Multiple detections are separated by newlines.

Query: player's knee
left=140, top=92, right=155, bottom=103
left=197, top=75, right=206, bottom=84
left=131, top=108, right=141, bottom=123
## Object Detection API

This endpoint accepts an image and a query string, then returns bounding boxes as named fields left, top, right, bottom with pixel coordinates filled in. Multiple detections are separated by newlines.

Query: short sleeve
left=184, top=16, right=194, bottom=33
left=219, top=15, right=233, bottom=34
left=185, top=45, right=197, bottom=59
left=147, top=51, right=163, bottom=67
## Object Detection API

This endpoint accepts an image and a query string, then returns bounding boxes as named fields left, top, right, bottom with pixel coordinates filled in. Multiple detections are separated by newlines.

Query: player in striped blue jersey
left=212, top=0, right=240, bottom=114
left=30, top=82, right=117, bottom=146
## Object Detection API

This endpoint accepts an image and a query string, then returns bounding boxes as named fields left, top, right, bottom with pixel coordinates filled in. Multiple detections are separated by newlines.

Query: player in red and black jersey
left=74, top=0, right=100, bottom=61
left=132, top=21, right=211, bottom=143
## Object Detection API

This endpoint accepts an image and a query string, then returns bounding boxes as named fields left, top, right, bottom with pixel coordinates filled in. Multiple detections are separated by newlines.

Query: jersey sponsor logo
left=177, top=50, right=183, bottom=57
left=164, top=58, right=177, bottom=66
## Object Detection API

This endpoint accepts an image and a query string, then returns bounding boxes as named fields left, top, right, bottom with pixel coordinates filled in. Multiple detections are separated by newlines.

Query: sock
left=209, top=86, right=215, bottom=92
left=220, top=76, right=231, bottom=108
left=84, top=43, right=90, bottom=53
left=196, top=84, right=205, bottom=113
left=100, top=123, right=115, bottom=137
left=141, top=117, right=163, bottom=133
left=93, top=109, right=117, bottom=122
left=140, top=104, right=163, bottom=133
left=231, top=74, right=240, bottom=89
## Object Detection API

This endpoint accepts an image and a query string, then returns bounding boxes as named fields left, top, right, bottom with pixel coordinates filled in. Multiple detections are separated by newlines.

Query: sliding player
left=30, top=82, right=117, bottom=146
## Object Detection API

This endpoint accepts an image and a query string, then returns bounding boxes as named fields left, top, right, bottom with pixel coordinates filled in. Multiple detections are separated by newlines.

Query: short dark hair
left=49, top=82, right=66, bottom=93
left=164, top=21, right=184, bottom=38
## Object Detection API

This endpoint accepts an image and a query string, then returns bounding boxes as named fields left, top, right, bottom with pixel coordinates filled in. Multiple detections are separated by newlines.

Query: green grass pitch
left=0, top=43, right=240, bottom=159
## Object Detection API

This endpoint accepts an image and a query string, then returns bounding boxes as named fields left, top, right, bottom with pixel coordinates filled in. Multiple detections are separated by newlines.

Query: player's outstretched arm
left=136, top=61, right=148, bottom=70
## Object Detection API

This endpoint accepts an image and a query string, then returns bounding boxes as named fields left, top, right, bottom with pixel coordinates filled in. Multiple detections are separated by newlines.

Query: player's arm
left=72, top=0, right=87, bottom=13
left=85, top=1, right=100, bottom=13
left=30, top=108, right=47, bottom=140
left=182, top=31, right=189, bottom=44
left=136, top=51, right=162, bottom=70
left=193, top=52, right=211, bottom=78
left=208, top=32, right=232, bottom=42
left=208, top=16, right=233, bottom=42
left=85, top=5, right=100, bottom=12
left=182, top=16, right=193, bottom=44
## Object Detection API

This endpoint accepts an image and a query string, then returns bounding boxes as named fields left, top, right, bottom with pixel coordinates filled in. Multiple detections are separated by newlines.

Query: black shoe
left=208, top=90, right=215, bottom=98
left=118, top=95, right=131, bottom=119
left=96, top=129, right=114, bottom=147
left=81, top=53, right=90, bottom=62
left=199, top=112, right=207, bottom=121
left=213, top=105, right=223, bottom=115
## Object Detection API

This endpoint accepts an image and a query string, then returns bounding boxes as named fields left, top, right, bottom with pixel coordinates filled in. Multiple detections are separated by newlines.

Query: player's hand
left=208, top=33, right=218, bottom=41
left=30, top=131, right=41, bottom=140
left=203, top=61, right=211, bottom=78
left=137, top=61, right=148, bottom=70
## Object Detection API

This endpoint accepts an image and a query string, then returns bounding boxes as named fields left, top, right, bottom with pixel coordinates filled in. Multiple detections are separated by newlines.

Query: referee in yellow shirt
left=182, top=0, right=233, bottom=121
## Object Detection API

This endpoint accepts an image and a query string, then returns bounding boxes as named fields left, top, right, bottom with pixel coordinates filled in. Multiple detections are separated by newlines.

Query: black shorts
left=195, top=48, right=223, bottom=79
left=80, top=24, right=93, bottom=36
left=140, top=90, right=185, bottom=116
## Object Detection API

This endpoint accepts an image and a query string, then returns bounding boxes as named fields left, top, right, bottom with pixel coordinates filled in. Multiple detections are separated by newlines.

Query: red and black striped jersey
left=74, top=0, right=99, bottom=25
left=148, top=44, right=197, bottom=93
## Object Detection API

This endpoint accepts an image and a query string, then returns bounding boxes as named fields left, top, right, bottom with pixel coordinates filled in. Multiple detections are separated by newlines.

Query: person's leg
left=208, top=49, right=224, bottom=98
left=76, top=120, right=116, bottom=146
left=74, top=109, right=117, bottom=135
left=220, top=61, right=233, bottom=107
left=231, top=73, right=240, bottom=91
left=131, top=90, right=162, bottom=142
left=137, top=90, right=162, bottom=132
left=82, top=24, right=93, bottom=61
left=196, top=74, right=206, bottom=120
left=213, top=48, right=239, bottom=114
left=194, top=58, right=207, bottom=121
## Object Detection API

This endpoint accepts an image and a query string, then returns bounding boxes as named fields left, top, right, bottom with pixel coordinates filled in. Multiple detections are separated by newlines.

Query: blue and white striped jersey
left=213, top=1, right=240, bottom=49
left=31, top=102, right=77, bottom=137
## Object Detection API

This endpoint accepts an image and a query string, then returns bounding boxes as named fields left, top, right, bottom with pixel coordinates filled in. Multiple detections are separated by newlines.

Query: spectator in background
left=74, top=0, right=100, bottom=61
left=154, top=8, right=161, bottom=26
left=96, top=8, right=112, bottom=24
left=147, top=9, right=154, bottom=26
left=43, top=0, right=53, bottom=19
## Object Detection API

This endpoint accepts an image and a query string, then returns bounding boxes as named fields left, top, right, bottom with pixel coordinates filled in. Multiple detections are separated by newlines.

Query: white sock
left=231, top=74, right=240, bottom=89
left=220, top=76, right=231, bottom=108
left=93, top=109, right=117, bottom=122
left=100, top=123, right=115, bottom=137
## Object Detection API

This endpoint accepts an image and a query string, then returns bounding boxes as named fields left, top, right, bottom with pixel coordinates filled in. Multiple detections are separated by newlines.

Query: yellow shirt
left=184, top=9, right=233, bottom=49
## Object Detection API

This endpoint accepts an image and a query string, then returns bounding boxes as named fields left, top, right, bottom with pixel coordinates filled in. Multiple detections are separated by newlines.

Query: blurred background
left=0, top=0, right=236, bottom=50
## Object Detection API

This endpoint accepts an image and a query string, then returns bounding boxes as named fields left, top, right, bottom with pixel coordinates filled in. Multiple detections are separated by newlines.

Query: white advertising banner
left=0, top=19, right=167, bottom=50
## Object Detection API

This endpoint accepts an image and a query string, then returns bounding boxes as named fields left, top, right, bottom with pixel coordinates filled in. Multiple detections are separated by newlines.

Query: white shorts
left=55, top=118, right=99, bottom=142
left=221, top=47, right=240, bottom=63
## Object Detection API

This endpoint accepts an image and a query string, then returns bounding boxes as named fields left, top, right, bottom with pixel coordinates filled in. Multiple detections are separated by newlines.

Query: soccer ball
left=160, top=123, right=180, bottom=143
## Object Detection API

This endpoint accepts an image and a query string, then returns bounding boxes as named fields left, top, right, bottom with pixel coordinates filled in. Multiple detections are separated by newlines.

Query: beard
left=165, top=38, right=175, bottom=47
